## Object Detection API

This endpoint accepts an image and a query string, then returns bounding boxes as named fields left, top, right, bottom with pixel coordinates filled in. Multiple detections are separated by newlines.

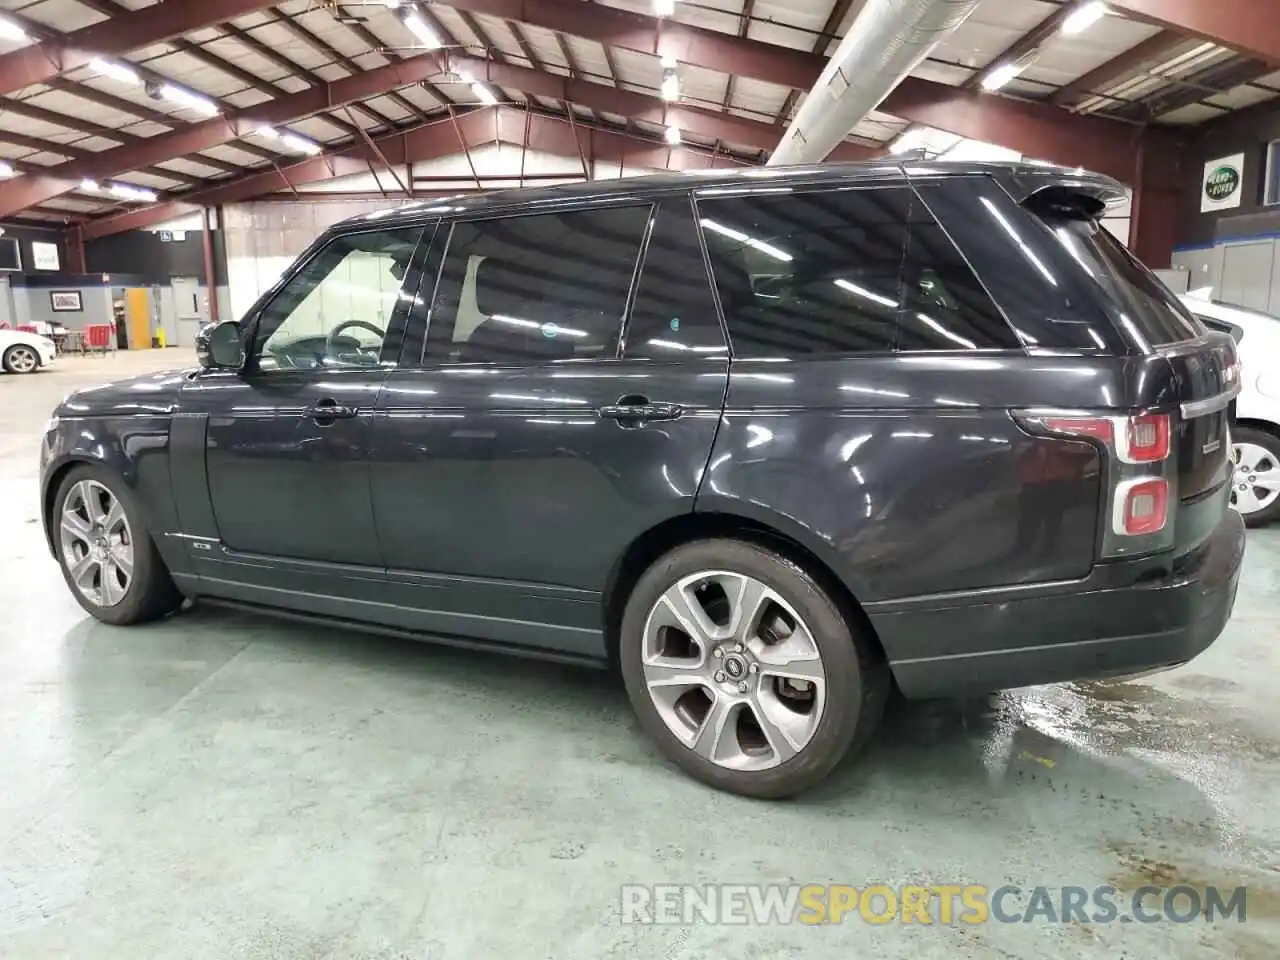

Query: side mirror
left=196, top=320, right=245, bottom=370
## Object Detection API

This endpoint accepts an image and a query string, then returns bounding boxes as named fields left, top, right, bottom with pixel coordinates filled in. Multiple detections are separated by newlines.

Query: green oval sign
left=1205, top=165, right=1240, bottom=201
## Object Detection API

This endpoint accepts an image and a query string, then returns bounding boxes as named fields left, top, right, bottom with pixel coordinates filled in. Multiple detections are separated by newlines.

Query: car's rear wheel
left=54, top=465, right=183, bottom=625
left=3, top=344, right=39, bottom=374
left=1230, top=426, right=1280, bottom=527
left=619, top=538, right=888, bottom=799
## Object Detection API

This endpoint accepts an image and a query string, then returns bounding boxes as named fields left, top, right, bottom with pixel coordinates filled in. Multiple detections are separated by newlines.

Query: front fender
left=40, top=415, right=180, bottom=559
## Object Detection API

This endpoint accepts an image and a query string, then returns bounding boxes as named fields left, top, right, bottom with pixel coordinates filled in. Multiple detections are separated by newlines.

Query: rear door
left=370, top=197, right=728, bottom=655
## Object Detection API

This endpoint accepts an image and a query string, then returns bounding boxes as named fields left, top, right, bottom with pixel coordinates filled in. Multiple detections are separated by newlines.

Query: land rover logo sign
left=1201, top=153, right=1246, bottom=212
left=1205, top=166, right=1239, bottom=201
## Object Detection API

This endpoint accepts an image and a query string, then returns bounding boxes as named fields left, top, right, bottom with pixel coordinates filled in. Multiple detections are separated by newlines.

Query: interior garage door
left=1220, top=240, right=1275, bottom=312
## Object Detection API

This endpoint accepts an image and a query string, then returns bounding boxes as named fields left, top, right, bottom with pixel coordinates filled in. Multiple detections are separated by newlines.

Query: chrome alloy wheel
left=1231, top=441, right=1280, bottom=516
left=7, top=345, right=38, bottom=373
left=59, top=480, right=134, bottom=607
left=640, top=570, right=827, bottom=771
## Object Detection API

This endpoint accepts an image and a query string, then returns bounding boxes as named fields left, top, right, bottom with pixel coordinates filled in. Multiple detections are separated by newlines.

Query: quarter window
left=253, top=228, right=421, bottom=370
left=623, top=200, right=727, bottom=359
left=425, top=206, right=652, bottom=364
left=697, top=187, right=1019, bottom=356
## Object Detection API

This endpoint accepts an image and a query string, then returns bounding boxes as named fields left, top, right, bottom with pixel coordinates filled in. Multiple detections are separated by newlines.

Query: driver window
left=253, top=227, right=422, bottom=370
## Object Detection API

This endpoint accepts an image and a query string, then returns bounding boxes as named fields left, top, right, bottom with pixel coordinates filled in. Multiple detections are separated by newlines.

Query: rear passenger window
left=425, top=206, right=651, bottom=364
left=696, top=186, right=1020, bottom=356
left=624, top=200, right=727, bottom=359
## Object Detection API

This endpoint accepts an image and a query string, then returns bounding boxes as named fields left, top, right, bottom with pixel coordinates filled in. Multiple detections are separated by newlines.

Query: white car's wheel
left=3, top=344, right=39, bottom=374
left=1231, top=426, right=1280, bottom=527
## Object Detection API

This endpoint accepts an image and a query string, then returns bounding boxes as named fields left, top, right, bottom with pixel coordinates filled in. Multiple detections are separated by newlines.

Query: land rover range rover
left=40, top=162, right=1245, bottom=798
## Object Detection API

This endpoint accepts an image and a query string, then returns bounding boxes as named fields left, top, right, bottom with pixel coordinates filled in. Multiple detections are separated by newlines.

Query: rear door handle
left=598, top=400, right=685, bottom=423
left=304, top=398, right=357, bottom=422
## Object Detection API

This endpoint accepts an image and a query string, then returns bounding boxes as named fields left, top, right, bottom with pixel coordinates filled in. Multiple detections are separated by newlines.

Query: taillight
left=1015, top=409, right=1178, bottom=558
left=1115, top=478, right=1169, bottom=536
left=1119, top=414, right=1170, bottom=463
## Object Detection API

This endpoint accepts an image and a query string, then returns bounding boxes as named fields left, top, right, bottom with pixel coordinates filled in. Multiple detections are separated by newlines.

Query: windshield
left=1041, top=216, right=1205, bottom=347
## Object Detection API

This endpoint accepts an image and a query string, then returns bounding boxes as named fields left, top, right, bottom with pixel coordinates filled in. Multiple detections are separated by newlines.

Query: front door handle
left=598, top=397, right=685, bottom=423
left=304, top=398, right=357, bottom=423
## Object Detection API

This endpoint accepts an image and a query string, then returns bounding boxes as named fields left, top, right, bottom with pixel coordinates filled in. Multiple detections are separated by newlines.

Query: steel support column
left=202, top=207, right=219, bottom=325
left=66, top=225, right=86, bottom=274
left=1129, top=143, right=1182, bottom=268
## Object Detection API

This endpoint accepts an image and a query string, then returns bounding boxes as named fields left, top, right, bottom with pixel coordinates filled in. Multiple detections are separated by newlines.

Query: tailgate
left=1162, top=332, right=1240, bottom=502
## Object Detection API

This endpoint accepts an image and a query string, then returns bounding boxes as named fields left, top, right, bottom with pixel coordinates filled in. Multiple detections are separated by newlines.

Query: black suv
left=40, top=162, right=1245, bottom=798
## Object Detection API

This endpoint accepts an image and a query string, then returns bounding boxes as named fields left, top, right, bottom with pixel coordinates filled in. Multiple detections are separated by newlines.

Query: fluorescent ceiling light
left=108, top=182, right=157, bottom=202
left=160, top=83, right=219, bottom=116
left=699, top=218, right=793, bottom=262
left=471, top=82, right=498, bottom=105
left=661, top=71, right=679, bottom=102
left=1061, top=1, right=1108, bottom=36
left=402, top=11, right=442, bottom=48
left=981, top=62, right=1025, bottom=92
left=89, top=57, right=140, bottom=85
left=257, top=126, right=280, bottom=138
left=0, top=161, right=14, bottom=178
left=660, top=53, right=677, bottom=69
left=834, top=279, right=899, bottom=309
left=664, top=124, right=681, bottom=145
left=80, top=179, right=99, bottom=192
left=654, top=0, right=676, bottom=15
left=0, top=17, right=26, bottom=42
left=281, top=133, right=322, bottom=155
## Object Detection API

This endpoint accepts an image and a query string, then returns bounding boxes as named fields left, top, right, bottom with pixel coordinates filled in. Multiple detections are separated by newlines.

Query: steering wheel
left=328, top=318, right=385, bottom=348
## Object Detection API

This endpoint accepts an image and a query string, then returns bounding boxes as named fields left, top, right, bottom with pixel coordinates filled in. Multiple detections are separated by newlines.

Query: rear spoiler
left=900, top=161, right=1127, bottom=219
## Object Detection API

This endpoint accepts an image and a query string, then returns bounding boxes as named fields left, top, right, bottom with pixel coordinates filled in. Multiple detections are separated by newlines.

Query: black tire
left=3, top=343, right=40, bottom=374
left=619, top=538, right=889, bottom=799
left=1232, top=426, right=1280, bottom=528
left=52, top=464, right=183, bottom=625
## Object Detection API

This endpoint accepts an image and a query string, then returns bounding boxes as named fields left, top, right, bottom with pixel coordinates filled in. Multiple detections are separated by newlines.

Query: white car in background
left=0, top=327, right=57, bottom=375
left=1180, top=292, right=1280, bottom=526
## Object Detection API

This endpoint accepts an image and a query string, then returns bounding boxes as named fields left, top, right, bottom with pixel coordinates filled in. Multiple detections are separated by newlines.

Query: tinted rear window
left=1042, top=216, right=1205, bottom=347
left=696, top=186, right=1021, bottom=357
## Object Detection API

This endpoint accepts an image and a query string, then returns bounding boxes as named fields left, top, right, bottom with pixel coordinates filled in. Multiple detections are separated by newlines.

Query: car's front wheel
left=3, top=344, right=40, bottom=374
left=53, top=465, right=183, bottom=624
left=619, top=539, right=888, bottom=799
left=1231, top=426, right=1280, bottom=527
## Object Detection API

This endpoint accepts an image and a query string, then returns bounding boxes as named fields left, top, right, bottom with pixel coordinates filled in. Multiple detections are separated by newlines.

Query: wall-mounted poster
left=1201, top=153, right=1246, bottom=212
left=50, top=290, right=83, bottom=313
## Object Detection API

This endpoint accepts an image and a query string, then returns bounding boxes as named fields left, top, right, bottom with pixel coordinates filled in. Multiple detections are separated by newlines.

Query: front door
left=371, top=199, right=729, bottom=655
left=191, top=226, right=427, bottom=572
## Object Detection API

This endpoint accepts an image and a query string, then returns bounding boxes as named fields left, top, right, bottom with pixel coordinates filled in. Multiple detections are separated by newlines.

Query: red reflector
left=1118, top=479, right=1169, bottom=536
left=1123, top=414, right=1171, bottom=463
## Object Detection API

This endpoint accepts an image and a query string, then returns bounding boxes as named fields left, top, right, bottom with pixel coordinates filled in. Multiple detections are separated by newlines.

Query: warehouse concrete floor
left=2, top=352, right=1278, bottom=959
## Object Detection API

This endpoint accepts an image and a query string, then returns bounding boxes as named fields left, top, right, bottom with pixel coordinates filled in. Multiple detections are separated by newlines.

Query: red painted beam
left=1051, top=31, right=1185, bottom=107
left=0, top=0, right=280, bottom=95
left=444, top=0, right=1165, bottom=181
left=77, top=107, right=755, bottom=239
left=881, top=78, right=1183, bottom=188
left=1109, top=0, right=1280, bottom=65
left=0, top=53, right=447, bottom=220
left=445, top=0, right=821, bottom=88
left=453, top=56, right=876, bottom=160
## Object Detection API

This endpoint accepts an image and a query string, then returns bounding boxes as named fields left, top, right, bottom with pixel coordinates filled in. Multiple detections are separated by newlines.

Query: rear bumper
left=871, top=509, right=1246, bottom=699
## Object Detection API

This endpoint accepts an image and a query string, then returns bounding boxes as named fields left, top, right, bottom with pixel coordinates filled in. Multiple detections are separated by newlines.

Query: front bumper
left=871, top=509, right=1246, bottom=699
left=38, top=343, right=56, bottom=366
